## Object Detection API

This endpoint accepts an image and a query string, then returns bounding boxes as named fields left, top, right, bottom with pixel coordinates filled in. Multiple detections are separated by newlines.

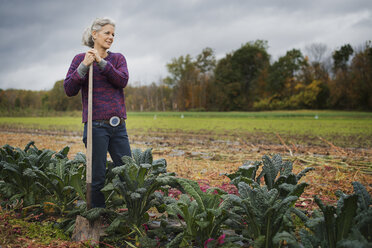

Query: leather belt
left=94, top=116, right=125, bottom=127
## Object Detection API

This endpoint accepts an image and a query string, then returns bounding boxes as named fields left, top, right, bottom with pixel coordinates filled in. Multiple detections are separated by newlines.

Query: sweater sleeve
left=101, top=53, right=129, bottom=88
left=64, top=54, right=86, bottom=96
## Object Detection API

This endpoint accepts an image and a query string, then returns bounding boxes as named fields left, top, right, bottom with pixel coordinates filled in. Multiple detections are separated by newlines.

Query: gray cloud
left=0, top=0, right=371, bottom=90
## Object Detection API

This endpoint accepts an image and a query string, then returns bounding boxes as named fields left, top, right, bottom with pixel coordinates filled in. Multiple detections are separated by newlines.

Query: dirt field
left=1, top=128, right=371, bottom=210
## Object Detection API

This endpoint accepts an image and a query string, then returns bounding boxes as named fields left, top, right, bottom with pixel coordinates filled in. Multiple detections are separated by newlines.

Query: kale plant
left=0, top=141, right=85, bottom=210
left=165, top=178, right=243, bottom=248
left=294, top=181, right=372, bottom=248
left=225, top=181, right=299, bottom=248
left=106, top=148, right=177, bottom=233
left=226, top=154, right=314, bottom=199
left=224, top=154, right=315, bottom=247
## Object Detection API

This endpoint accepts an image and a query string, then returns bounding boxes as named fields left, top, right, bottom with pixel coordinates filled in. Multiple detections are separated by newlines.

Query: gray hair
left=82, top=17, right=116, bottom=48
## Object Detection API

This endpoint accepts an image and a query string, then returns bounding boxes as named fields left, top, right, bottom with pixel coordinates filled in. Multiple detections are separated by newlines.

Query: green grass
left=127, top=111, right=372, bottom=147
left=128, top=113, right=370, bottom=135
left=129, top=110, right=372, bottom=119
left=0, top=111, right=371, bottom=147
left=0, top=117, right=82, bottom=132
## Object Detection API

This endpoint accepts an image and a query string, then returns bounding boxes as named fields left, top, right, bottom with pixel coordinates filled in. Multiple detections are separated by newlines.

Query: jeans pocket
left=83, top=121, right=103, bottom=145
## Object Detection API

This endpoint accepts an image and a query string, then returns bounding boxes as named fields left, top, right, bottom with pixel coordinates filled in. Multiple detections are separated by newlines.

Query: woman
left=64, top=17, right=131, bottom=208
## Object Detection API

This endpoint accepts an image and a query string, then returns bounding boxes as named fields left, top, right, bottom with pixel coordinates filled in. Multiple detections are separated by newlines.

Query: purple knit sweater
left=64, top=51, right=129, bottom=123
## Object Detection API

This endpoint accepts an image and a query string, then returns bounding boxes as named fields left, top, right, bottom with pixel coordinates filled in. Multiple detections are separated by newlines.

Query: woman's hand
left=82, top=50, right=95, bottom=66
left=90, top=49, right=102, bottom=63
left=82, top=49, right=102, bottom=66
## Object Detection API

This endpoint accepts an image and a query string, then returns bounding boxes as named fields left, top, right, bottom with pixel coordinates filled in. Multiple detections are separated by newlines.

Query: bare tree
left=305, top=43, right=329, bottom=63
left=305, top=42, right=332, bottom=76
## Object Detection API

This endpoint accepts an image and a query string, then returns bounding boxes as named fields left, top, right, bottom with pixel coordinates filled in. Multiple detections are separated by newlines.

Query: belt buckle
left=109, top=116, right=120, bottom=127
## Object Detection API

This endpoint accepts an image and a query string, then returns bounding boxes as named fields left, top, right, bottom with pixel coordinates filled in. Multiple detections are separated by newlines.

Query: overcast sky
left=0, top=0, right=371, bottom=91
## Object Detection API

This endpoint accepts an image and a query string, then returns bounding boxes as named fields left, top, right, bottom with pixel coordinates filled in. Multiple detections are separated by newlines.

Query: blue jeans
left=83, top=120, right=131, bottom=208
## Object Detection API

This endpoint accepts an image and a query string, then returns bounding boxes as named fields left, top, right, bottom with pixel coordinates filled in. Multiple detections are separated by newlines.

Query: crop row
left=0, top=142, right=371, bottom=247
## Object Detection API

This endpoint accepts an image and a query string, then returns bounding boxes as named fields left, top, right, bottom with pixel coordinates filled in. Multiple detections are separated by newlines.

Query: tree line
left=1, top=40, right=371, bottom=115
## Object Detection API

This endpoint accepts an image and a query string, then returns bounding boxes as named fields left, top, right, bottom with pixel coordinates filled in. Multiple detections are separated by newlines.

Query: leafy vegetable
left=294, top=181, right=372, bottom=247
left=108, top=148, right=177, bottom=231
left=166, top=178, right=243, bottom=247
left=0, top=141, right=86, bottom=212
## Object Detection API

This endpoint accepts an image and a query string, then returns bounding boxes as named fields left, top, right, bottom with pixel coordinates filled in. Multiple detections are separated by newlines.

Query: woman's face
left=93, top=24, right=115, bottom=50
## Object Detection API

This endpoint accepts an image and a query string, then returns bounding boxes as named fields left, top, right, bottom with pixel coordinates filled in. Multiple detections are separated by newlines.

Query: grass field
left=0, top=110, right=371, bottom=147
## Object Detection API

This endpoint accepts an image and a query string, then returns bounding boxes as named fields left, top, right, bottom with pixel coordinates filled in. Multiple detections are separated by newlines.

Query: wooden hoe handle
left=86, top=64, right=93, bottom=209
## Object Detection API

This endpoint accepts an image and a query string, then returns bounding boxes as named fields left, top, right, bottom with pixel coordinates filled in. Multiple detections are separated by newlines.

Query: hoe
left=71, top=64, right=102, bottom=243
